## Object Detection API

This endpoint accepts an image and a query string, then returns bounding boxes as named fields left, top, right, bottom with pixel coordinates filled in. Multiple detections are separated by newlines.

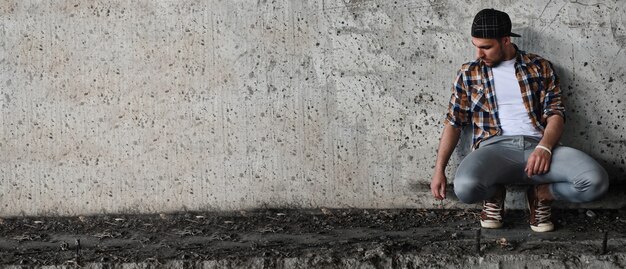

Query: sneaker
left=480, top=186, right=506, bottom=229
left=527, top=185, right=554, bottom=232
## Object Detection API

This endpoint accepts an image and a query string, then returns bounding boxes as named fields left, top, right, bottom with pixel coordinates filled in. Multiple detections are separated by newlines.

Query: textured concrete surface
left=1, top=208, right=626, bottom=268
left=0, top=0, right=625, bottom=216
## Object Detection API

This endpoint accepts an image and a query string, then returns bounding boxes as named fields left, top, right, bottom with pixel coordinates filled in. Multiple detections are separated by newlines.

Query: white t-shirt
left=492, top=59, right=543, bottom=138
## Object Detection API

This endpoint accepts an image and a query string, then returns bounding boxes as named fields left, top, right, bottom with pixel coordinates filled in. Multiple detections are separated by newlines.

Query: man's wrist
left=535, top=144, right=552, bottom=155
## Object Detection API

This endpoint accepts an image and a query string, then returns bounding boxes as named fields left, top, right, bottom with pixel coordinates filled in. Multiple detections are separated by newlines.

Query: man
left=430, top=8, right=609, bottom=232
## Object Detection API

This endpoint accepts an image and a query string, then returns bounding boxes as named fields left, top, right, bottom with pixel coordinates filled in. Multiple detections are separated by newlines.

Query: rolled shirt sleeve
left=541, top=60, right=566, bottom=123
left=444, top=69, right=471, bottom=128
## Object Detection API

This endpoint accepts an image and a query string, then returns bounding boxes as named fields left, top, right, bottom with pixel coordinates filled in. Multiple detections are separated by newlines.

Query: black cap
left=471, top=9, right=521, bottom=38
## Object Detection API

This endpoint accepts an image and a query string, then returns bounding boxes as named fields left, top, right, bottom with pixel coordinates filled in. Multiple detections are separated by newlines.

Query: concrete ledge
left=1, top=209, right=625, bottom=268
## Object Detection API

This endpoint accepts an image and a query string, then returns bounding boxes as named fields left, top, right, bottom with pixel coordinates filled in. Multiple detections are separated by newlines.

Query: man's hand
left=431, top=172, right=447, bottom=200
left=525, top=147, right=552, bottom=178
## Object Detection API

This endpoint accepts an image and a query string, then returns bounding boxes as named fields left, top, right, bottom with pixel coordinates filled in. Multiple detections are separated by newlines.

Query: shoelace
left=483, top=202, right=502, bottom=221
left=534, top=201, right=551, bottom=223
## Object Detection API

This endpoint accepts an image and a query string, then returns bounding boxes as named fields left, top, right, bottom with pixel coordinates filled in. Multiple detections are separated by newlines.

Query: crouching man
left=430, top=8, right=609, bottom=232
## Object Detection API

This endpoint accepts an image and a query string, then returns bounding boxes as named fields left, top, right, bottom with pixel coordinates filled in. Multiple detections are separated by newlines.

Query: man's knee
left=573, top=169, right=609, bottom=202
left=453, top=176, right=483, bottom=204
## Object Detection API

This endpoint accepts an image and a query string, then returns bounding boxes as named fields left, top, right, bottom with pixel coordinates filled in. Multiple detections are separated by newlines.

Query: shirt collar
left=513, top=44, right=529, bottom=67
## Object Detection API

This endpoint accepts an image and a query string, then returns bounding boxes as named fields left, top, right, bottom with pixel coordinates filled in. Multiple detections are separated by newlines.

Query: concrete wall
left=1, top=0, right=624, bottom=216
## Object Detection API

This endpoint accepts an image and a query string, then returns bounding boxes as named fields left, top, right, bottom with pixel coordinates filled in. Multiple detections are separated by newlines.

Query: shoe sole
left=530, top=224, right=554, bottom=232
left=480, top=220, right=503, bottom=229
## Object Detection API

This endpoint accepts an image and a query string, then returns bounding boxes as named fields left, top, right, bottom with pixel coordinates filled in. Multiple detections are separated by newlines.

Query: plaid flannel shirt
left=444, top=47, right=565, bottom=149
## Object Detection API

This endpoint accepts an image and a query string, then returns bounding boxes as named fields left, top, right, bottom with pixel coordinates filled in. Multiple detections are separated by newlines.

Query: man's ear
left=502, top=36, right=511, bottom=45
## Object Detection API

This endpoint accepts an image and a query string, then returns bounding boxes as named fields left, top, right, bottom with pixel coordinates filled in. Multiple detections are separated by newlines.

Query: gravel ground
left=1, top=208, right=625, bottom=267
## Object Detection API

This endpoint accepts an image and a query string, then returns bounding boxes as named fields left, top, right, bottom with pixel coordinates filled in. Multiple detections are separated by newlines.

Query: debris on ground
left=0, top=209, right=624, bottom=266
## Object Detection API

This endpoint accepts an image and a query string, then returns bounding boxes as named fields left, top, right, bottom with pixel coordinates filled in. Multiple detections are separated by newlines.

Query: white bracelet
left=536, top=145, right=552, bottom=155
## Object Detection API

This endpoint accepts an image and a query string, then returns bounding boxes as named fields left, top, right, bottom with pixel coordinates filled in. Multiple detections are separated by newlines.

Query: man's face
left=471, top=37, right=505, bottom=67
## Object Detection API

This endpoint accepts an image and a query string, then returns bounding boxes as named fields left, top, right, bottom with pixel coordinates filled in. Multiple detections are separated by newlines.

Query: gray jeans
left=453, top=135, right=609, bottom=203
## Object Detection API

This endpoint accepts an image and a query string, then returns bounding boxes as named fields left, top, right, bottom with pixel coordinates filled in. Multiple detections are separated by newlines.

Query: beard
left=483, top=50, right=505, bottom=67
